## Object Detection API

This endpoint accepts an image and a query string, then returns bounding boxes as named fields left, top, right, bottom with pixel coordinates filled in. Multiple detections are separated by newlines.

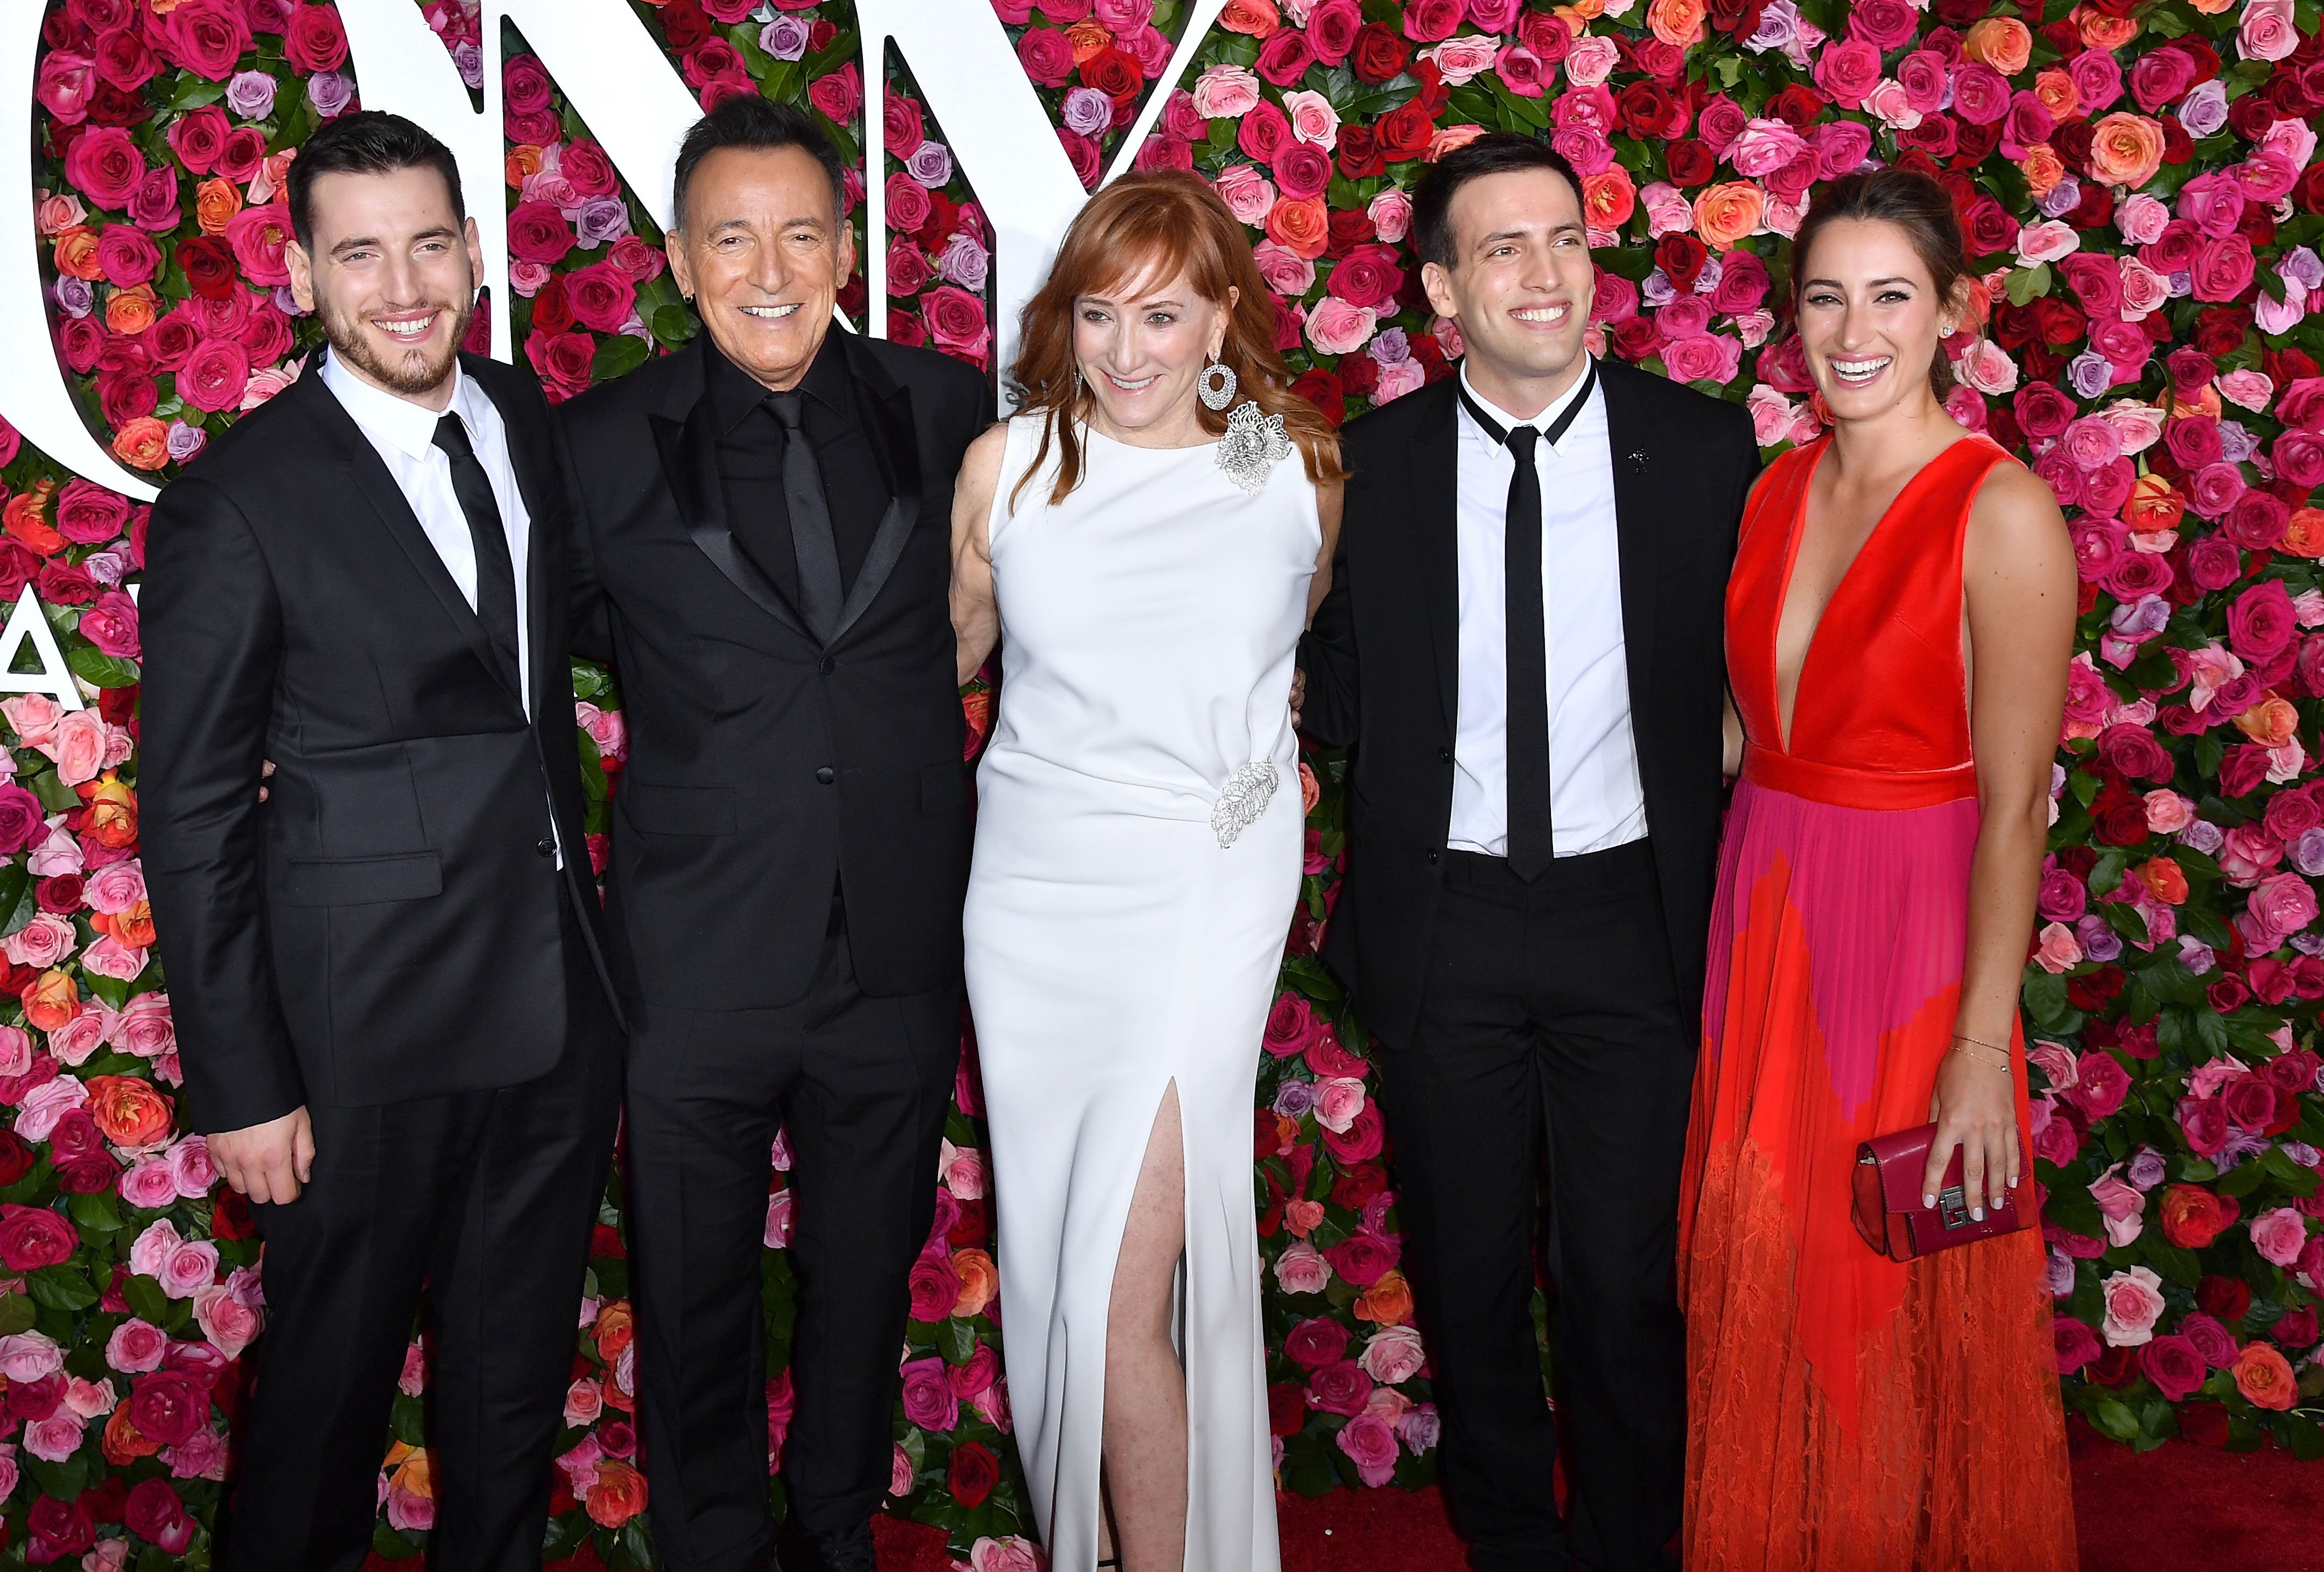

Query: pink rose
left=15, top=1078, right=89, bottom=1145
left=117, top=1161, right=179, bottom=1211
left=1191, top=64, right=1261, bottom=120
left=0, top=1332, right=62, bottom=1383
left=159, top=1237, right=219, bottom=1300
left=1358, top=1326, right=1427, bottom=1385
left=117, top=995, right=175, bottom=1061
left=82, top=858, right=146, bottom=916
left=2238, top=0, right=2298, bottom=62
left=1281, top=89, right=1340, bottom=150
left=191, top=1284, right=259, bottom=1359
left=2099, top=1264, right=2167, bottom=1346
left=2070, top=1052, right=2132, bottom=1120
left=2249, top=872, right=2318, bottom=941
left=1211, top=164, right=1277, bottom=227
left=64, top=127, right=146, bottom=210
left=1812, top=40, right=1883, bottom=108
left=564, top=259, right=639, bottom=334
left=22, top=1411, right=85, bottom=1464
left=2, top=913, right=76, bottom=971
left=906, top=1249, right=960, bottom=1323
left=35, top=51, right=97, bottom=126
left=1273, top=1241, right=1331, bottom=1294
left=1305, top=294, right=1380, bottom=355
left=1660, top=333, right=1742, bottom=386
left=2250, top=1206, right=2311, bottom=1268
left=1335, top=1411, right=1400, bottom=1486
left=967, top=1539, right=1043, bottom=1572
left=2190, top=235, right=2256, bottom=304
left=923, top=286, right=989, bottom=362
left=1252, top=240, right=1316, bottom=300
left=897, top=1356, right=958, bottom=1432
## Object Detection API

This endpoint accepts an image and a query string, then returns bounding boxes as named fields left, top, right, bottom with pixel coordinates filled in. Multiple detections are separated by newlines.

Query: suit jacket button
left=1438, top=746, right=1452, bottom=764
left=535, top=837, right=556, bottom=857
left=1426, top=850, right=1440, bottom=865
left=815, top=766, right=835, bottom=785
left=819, top=655, right=836, bottom=676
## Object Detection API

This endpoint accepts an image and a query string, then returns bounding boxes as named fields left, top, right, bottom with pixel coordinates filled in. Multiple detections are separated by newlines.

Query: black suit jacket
left=1298, top=355, right=1760, bottom=1048
left=142, top=354, right=621, bottom=1136
left=557, top=328, right=992, bottom=1010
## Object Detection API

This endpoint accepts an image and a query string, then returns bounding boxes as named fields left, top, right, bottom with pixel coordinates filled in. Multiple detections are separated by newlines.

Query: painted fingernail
left=1924, top=1194, right=1936, bottom=1208
left=1971, top=1207, right=1984, bottom=1221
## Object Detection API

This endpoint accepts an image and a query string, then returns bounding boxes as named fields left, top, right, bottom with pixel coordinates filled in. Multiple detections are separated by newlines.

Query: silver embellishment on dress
left=1216, top=400, right=1295, bottom=495
left=1211, top=759, right=1279, bottom=848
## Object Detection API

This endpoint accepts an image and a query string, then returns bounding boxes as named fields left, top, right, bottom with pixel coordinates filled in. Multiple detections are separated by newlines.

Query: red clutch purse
left=1852, top=1123, right=2029, bottom=1261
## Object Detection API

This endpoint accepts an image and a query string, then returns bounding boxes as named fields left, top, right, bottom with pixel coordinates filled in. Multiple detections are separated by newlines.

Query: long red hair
left=1009, top=170, right=1344, bottom=509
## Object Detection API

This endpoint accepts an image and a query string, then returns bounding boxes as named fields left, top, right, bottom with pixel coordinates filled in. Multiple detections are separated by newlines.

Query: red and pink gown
left=1678, top=435, right=2077, bottom=1569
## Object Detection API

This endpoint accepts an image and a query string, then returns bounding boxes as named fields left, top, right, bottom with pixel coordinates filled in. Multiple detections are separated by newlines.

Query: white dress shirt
left=1448, top=357, right=1649, bottom=859
left=321, top=351, right=561, bottom=864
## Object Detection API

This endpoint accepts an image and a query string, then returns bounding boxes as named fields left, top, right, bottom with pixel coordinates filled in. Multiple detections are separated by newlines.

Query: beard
left=318, top=289, right=474, bottom=397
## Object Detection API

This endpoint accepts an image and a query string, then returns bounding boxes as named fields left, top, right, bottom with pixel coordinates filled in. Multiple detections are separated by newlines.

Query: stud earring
left=1198, top=357, right=1237, bottom=411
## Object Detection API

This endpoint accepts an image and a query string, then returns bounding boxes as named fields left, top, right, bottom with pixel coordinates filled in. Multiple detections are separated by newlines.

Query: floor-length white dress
left=966, top=411, right=1315, bottom=1572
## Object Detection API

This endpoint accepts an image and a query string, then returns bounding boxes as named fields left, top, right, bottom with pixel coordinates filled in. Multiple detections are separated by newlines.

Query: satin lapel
left=1598, top=360, right=1659, bottom=717
left=285, top=368, right=517, bottom=701
left=828, top=340, right=922, bottom=648
left=649, top=371, right=812, bottom=644
left=1410, top=379, right=1461, bottom=736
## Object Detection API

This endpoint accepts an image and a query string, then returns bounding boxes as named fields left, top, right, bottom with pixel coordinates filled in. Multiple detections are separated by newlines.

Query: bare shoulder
left=956, top=421, right=1013, bottom=506
left=1966, top=451, right=2068, bottom=555
left=1316, top=474, right=1344, bottom=540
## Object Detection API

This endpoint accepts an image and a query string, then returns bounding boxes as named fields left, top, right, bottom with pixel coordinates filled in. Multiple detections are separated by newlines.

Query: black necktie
left=1458, top=357, right=1597, bottom=882
left=768, top=390, right=842, bottom=643
left=431, top=413, right=522, bottom=694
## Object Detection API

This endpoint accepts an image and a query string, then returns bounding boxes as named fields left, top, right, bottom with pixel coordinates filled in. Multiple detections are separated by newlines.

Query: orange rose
left=52, top=228, right=102, bottom=281
left=2018, top=144, right=2066, bottom=200
left=594, top=1299, right=635, bottom=1362
left=85, top=1076, right=175, bottom=1150
left=1270, top=1112, right=1298, bottom=1157
left=4, top=483, right=62, bottom=556
left=1693, top=181, right=1763, bottom=251
left=586, top=1459, right=650, bottom=1527
left=391, top=1446, right=434, bottom=1499
left=2234, top=695, right=2298, bottom=748
left=1582, top=166, right=1637, bottom=232
left=2136, top=857, right=2189, bottom=906
left=104, top=285, right=159, bottom=337
left=505, top=146, right=543, bottom=188
left=1265, top=196, right=1329, bottom=261
left=101, top=1406, right=160, bottom=1465
left=2234, top=1342, right=2297, bottom=1411
left=2079, top=12, right=2141, bottom=49
left=1962, top=17, right=2032, bottom=75
left=1299, top=760, right=1319, bottom=815
left=194, top=177, right=242, bottom=237
left=2032, top=69, right=2081, bottom=123
left=1646, top=0, right=1707, bottom=46
left=2187, top=0, right=2233, bottom=12
left=2159, top=1185, right=2234, bottom=1249
left=84, top=776, right=137, bottom=850
left=2126, top=474, right=2185, bottom=532
left=1355, top=1270, right=1414, bottom=1327
left=2087, top=113, right=2165, bottom=190
left=952, top=1247, right=997, bottom=1319
left=1065, top=20, right=1112, bottom=64
left=1219, top=0, right=1278, bottom=35
left=1427, top=124, right=1487, bottom=162
left=1562, top=0, right=1609, bottom=17
left=2282, top=506, right=2324, bottom=559
left=22, top=971, right=77, bottom=1034
left=112, top=418, right=171, bottom=473
left=2169, top=384, right=2222, bottom=421
left=95, top=901, right=157, bottom=951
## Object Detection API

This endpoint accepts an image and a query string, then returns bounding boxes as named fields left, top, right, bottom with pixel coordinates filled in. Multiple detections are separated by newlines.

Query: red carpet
left=869, top=1430, right=2324, bottom=1570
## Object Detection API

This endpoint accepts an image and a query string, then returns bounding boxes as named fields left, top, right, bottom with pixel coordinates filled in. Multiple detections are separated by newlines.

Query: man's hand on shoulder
left=209, top=1106, right=315, bottom=1205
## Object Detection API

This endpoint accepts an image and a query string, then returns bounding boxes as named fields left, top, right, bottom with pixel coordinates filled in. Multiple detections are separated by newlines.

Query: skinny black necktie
left=431, top=413, right=522, bottom=694
left=1457, top=357, right=1597, bottom=882
left=768, top=390, right=842, bottom=643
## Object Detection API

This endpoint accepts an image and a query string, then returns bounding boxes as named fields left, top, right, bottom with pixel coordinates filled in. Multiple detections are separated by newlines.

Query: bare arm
left=951, top=423, right=1010, bottom=687
left=1923, top=459, right=2074, bottom=1215
left=1722, top=690, right=1743, bottom=780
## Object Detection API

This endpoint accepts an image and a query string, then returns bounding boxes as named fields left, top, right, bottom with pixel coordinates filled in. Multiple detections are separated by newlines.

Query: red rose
left=1017, top=27, right=1075, bottom=88
left=1618, top=81, right=1674, bottom=140
left=283, top=3, right=348, bottom=73
left=152, top=0, right=251, bottom=82
left=2197, top=1274, right=2252, bottom=1322
left=1307, top=1360, right=1374, bottom=1416
left=524, top=330, right=596, bottom=404
left=0, top=1204, right=76, bottom=1271
left=2160, top=1185, right=2236, bottom=1249
left=564, top=259, right=639, bottom=334
left=26, top=1496, right=94, bottom=1560
left=1656, top=234, right=1708, bottom=293
left=507, top=201, right=576, bottom=266
left=215, top=125, right=268, bottom=185
left=1290, top=369, right=1344, bottom=426
left=1336, top=125, right=1385, bottom=180
left=806, top=63, right=861, bottom=125
left=529, top=273, right=575, bottom=336
left=2179, top=1401, right=2231, bottom=1447
left=1349, top=23, right=1410, bottom=83
left=1374, top=102, right=1436, bottom=163
left=657, top=0, right=712, bottom=51
left=1253, top=31, right=1313, bottom=87
left=0, top=1132, right=30, bottom=1187
left=123, top=1479, right=192, bottom=1555
left=947, top=1441, right=999, bottom=1510
left=1324, top=1231, right=1398, bottom=1288
left=127, top=1370, right=206, bottom=1447
left=1665, top=139, right=1715, bottom=187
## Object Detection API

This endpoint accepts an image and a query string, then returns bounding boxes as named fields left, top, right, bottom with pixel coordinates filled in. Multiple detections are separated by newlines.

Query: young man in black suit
left=141, top=113, right=624, bottom=1571
left=1298, top=135, right=1759, bottom=1572
left=557, top=97, right=991, bottom=1572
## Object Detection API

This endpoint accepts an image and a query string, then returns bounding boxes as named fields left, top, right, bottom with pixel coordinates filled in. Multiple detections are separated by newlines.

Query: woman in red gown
left=1679, top=170, right=2080, bottom=1567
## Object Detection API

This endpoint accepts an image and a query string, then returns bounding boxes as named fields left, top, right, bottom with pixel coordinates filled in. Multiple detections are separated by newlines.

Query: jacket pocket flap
left=621, top=781, right=738, bottom=835
left=283, top=852, right=443, bottom=907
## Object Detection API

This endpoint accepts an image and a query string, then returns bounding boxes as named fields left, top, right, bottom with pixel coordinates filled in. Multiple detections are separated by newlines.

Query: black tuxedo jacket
left=142, top=354, right=620, bottom=1136
left=1298, top=356, right=1760, bottom=1048
left=557, top=329, right=992, bottom=1010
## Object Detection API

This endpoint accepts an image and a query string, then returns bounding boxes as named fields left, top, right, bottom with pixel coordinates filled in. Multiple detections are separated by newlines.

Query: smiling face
left=1071, top=261, right=1235, bottom=445
left=1421, top=167, right=1595, bottom=418
left=1795, top=216, right=1961, bottom=421
left=286, top=165, right=479, bottom=408
left=668, top=144, right=854, bottom=393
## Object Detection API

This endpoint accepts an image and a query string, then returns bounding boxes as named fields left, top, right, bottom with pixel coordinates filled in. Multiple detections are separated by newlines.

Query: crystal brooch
left=1212, top=759, right=1279, bottom=849
left=1216, top=400, right=1295, bottom=495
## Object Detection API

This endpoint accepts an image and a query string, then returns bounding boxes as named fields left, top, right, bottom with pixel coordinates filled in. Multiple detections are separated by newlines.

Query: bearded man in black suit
left=557, top=96, right=991, bottom=1572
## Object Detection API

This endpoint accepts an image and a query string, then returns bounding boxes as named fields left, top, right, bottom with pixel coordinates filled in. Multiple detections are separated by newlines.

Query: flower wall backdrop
left=13, top=0, right=2324, bottom=1566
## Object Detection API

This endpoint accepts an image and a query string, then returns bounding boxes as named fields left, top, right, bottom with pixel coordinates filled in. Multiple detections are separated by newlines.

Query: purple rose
left=904, top=141, right=954, bottom=190
left=1060, top=86, right=1113, bottom=137
left=223, top=68, right=276, bottom=120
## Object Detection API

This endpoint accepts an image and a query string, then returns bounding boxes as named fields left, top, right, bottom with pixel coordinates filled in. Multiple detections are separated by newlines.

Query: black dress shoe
left=777, top=1517, right=877, bottom=1572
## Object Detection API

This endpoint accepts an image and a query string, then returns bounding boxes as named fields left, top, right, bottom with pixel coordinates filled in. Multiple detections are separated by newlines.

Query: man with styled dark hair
left=143, top=110, right=623, bottom=1571
left=1298, top=132, right=1760, bottom=1571
left=559, top=94, right=991, bottom=1572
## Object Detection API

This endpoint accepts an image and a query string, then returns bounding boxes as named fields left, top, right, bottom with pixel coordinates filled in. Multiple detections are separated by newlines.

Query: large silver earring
left=1198, top=358, right=1237, bottom=411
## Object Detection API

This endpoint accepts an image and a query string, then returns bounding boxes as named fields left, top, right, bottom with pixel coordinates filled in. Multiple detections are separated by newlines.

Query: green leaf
left=2090, top=1398, right=2141, bottom=1442
left=26, top=1264, right=97, bottom=1313
left=0, top=1292, right=36, bottom=1337
left=2043, top=1179, right=2105, bottom=1240
left=2023, top=970, right=2070, bottom=1030
left=124, top=1273, right=167, bottom=1326
left=2217, top=1157, right=2273, bottom=1199
left=2261, top=1146, right=2320, bottom=1196
left=2005, top=263, right=2052, bottom=307
left=938, top=1315, right=977, bottom=1366
left=166, top=76, right=229, bottom=114
left=651, top=302, right=698, bottom=347
left=0, top=865, right=33, bottom=943
left=2144, top=1239, right=2202, bottom=1289
left=593, top=334, right=652, bottom=382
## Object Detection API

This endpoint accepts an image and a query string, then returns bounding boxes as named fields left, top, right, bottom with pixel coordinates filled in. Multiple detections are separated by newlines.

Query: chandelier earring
left=1198, top=357, right=1237, bottom=411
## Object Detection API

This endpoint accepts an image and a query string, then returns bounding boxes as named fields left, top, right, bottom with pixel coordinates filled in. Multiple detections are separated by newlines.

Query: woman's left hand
left=1923, top=1046, right=2019, bottom=1221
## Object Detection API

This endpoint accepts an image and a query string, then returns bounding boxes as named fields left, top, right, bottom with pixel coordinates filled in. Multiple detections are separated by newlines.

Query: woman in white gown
left=949, top=171, right=1343, bottom=1572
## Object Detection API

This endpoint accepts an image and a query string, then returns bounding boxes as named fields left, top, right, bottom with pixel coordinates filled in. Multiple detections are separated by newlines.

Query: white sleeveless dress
left=966, top=412, right=1315, bottom=1572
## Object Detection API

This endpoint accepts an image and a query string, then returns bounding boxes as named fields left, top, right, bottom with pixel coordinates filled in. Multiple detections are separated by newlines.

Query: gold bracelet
left=1951, top=1030, right=2012, bottom=1055
left=1949, top=1037, right=2013, bottom=1073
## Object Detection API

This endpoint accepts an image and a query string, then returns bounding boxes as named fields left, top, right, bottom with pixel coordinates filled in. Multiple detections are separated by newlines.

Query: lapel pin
left=1628, top=449, right=1649, bottom=470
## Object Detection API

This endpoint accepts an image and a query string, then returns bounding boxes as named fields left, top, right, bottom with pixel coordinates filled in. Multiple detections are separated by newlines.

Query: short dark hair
left=1792, top=168, right=1970, bottom=396
left=672, top=95, right=847, bottom=232
left=286, top=110, right=465, bottom=253
left=1411, top=133, right=1585, bottom=271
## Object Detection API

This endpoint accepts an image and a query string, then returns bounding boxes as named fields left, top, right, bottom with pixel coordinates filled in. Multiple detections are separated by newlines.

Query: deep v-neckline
left=1770, top=439, right=1967, bottom=754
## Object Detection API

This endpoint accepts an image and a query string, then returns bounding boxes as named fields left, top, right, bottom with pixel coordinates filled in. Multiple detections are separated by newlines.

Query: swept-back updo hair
left=1009, top=170, right=1345, bottom=509
left=1790, top=167, right=1969, bottom=398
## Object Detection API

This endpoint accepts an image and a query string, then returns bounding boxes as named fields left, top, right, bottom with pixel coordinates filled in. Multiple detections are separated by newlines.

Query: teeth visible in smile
left=376, top=316, right=434, bottom=339
left=1106, top=373, right=1159, bottom=391
left=741, top=303, right=801, bottom=319
left=1831, top=356, right=1891, bottom=382
left=1512, top=304, right=1569, bottom=324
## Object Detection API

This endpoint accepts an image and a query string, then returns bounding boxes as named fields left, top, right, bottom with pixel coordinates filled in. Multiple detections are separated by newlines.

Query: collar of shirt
left=320, top=349, right=480, bottom=460
left=1457, top=356, right=1597, bottom=456
left=707, top=327, right=852, bottom=435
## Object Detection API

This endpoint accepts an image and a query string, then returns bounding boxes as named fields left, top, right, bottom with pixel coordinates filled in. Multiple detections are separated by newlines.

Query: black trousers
left=224, top=896, right=623, bottom=1572
left=624, top=914, right=959, bottom=1571
left=1378, top=842, right=1694, bottom=1572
